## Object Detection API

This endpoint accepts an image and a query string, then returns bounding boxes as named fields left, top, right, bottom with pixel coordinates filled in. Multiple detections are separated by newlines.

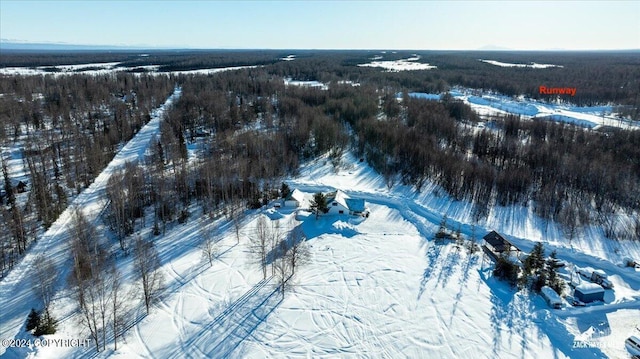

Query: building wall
left=326, top=200, right=349, bottom=215
left=575, top=290, right=604, bottom=303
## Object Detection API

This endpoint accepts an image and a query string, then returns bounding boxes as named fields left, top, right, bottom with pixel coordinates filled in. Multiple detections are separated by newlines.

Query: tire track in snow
left=134, top=307, right=157, bottom=359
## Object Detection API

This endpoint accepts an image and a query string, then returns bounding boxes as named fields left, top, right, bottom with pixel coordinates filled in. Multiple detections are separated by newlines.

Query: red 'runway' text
left=539, top=86, right=576, bottom=96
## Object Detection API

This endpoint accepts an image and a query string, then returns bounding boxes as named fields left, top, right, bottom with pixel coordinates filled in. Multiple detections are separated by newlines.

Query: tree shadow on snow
left=417, top=241, right=444, bottom=301
left=164, top=276, right=283, bottom=359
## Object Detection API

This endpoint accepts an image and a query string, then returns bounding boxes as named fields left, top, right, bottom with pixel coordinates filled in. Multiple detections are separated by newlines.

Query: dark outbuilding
left=574, top=282, right=605, bottom=303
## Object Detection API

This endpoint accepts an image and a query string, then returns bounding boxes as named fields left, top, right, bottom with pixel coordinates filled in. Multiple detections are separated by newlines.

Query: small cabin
left=625, top=336, right=640, bottom=356
left=483, top=231, right=513, bottom=253
left=283, top=189, right=306, bottom=208
left=481, top=230, right=521, bottom=262
left=325, top=190, right=368, bottom=216
left=574, top=282, right=605, bottom=303
left=541, top=286, right=563, bottom=309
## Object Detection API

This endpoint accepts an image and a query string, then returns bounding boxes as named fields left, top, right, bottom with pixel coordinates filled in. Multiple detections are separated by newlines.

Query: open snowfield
left=0, top=63, right=257, bottom=77
left=3, top=149, right=637, bottom=358
left=358, top=55, right=437, bottom=71
left=479, top=59, right=563, bottom=69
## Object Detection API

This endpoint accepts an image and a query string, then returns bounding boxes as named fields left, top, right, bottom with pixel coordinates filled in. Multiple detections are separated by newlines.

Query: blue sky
left=1, top=1, right=638, bottom=50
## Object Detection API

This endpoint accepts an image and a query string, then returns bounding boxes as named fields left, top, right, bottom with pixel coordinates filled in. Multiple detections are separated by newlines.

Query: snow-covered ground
left=4, top=147, right=636, bottom=358
left=358, top=55, right=437, bottom=72
left=408, top=89, right=639, bottom=130
left=0, top=63, right=257, bottom=77
left=283, top=79, right=360, bottom=90
left=0, top=87, right=181, bottom=358
left=283, top=78, right=329, bottom=91
left=480, top=59, right=563, bottom=68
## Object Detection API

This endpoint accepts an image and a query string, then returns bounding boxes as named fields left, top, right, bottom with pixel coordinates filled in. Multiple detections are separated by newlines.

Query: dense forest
left=0, top=73, right=174, bottom=273
left=1, top=50, right=639, bottom=278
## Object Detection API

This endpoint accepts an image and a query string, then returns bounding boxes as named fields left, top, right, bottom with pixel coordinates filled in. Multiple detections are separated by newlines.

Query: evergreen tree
left=529, top=242, right=546, bottom=274
left=25, top=308, right=41, bottom=332
left=281, top=182, right=291, bottom=199
left=33, top=311, right=56, bottom=336
left=521, top=242, right=546, bottom=290
left=436, top=214, right=448, bottom=239
left=547, top=250, right=565, bottom=294
left=310, top=192, right=328, bottom=219
left=494, top=253, right=519, bottom=287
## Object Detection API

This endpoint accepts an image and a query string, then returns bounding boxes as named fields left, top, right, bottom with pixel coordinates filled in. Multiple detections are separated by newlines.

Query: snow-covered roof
left=333, top=190, right=350, bottom=209
left=345, top=198, right=365, bottom=212
left=330, top=190, right=365, bottom=212
left=286, top=188, right=306, bottom=203
left=575, top=282, right=604, bottom=295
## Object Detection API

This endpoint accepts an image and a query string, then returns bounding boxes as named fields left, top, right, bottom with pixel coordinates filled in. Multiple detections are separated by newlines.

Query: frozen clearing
left=13, top=150, right=637, bottom=359
left=358, top=55, right=437, bottom=71
left=0, top=87, right=181, bottom=358
left=0, top=64, right=258, bottom=77
left=480, top=59, right=563, bottom=68
left=284, top=78, right=329, bottom=91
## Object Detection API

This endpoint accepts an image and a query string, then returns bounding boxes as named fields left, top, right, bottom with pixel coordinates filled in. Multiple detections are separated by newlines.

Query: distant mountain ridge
left=0, top=39, right=157, bottom=51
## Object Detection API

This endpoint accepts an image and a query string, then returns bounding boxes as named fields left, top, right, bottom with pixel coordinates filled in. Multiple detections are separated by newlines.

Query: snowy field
left=480, top=59, right=563, bottom=68
left=2, top=148, right=637, bottom=358
left=0, top=63, right=257, bottom=77
left=408, top=89, right=639, bottom=130
left=284, top=78, right=329, bottom=91
left=358, top=55, right=437, bottom=71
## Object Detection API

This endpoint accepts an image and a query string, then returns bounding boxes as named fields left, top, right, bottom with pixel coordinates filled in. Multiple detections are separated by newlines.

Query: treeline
left=356, top=95, right=640, bottom=239
left=423, top=51, right=640, bottom=108
left=4, top=49, right=638, bottom=110
left=269, top=50, right=640, bottom=110
left=0, top=73, right=174, bottom=275
left=0, top=49, right=291, bottom=72
left=104, top=69, right=354, bottom=244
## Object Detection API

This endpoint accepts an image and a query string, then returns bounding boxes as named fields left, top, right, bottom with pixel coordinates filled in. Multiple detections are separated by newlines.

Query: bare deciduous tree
left=250, top=215, right=269, bottom=279
left=68, top=209, right=105, bottom=351
left=133, top=235, right=163, bottom=314
left=286, top=225, right=310, bottom=276
left=200, top=220, right=219, bottom=266
left=275, top=240, right=292, bottom=296
left=32, top=254, right=56, bottom=315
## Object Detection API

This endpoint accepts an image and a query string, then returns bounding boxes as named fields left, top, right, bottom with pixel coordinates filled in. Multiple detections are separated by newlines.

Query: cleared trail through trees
left=0, top=88, right=181, bottom=357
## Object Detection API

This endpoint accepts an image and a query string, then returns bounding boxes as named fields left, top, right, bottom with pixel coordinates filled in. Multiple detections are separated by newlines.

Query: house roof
left=327, top=190, right=366, bottom=212
left=575, top=282, right=604, bottom=295
left=345, top=198, right=365, bottom=212
left=483, top=231, right=510, bottom=252
left=285, top=189, right=306, bottom=203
